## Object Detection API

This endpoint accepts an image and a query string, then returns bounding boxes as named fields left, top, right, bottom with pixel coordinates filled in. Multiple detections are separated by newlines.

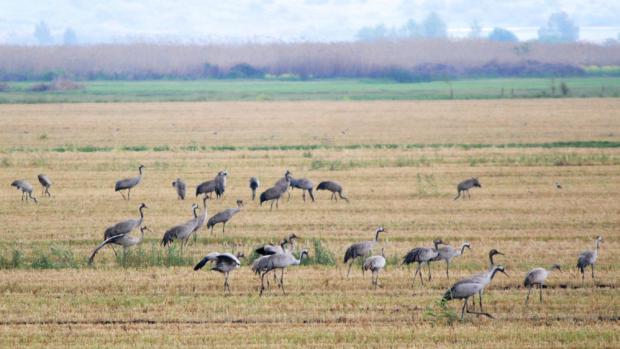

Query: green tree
left=488, top=27, right=519, bottom=42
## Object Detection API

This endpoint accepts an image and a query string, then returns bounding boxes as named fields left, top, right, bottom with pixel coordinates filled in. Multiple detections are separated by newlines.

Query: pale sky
left=0, top=0, right=619, bottom=44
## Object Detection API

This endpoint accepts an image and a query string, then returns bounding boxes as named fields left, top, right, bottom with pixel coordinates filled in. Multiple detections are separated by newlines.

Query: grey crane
left=206, top=199, right=243, bottom=234
left=172, top=178, right=186, bottom=200
left=344, top=226, right=386, bottom=277
left=255, top=234, right=299, bottom=256
left=249, top=176, right=260, bottom=201
left=260, top=186, right=286, bottom=210
left=194, top=251, right=245, bottom=293
left=524, top=264, right=561, bottom=305
left=103, top=203, right=148, bottom=242
left=37, top=174, right=52, bottom=197
left=577, top=235, right=604, bottom=282
left=462, top=249, right=505, bottom=312
left=190, top=196, right=209, bottom=243
left=196, top=171, right=227, bottom=199
left=258, top=249, right=309, bottom=296
left=289, top=177, right=315, bottom=202
left=316, top=181, right=349, bottom=202
left=432, top=241, right=471, bottom=279
left=161, top=204, right=200, bottom=249
left=11, top=180, right=38, bottom=203
left=89, top=226, right=150, bottom=265
left=555, top=181, right=562, bottom=189
left=454, top=177, right=481, bottom=200
left=115, top=164, right=144, bottom=200
left=214, top=170, right=228, bottom=199
left=254, top=234, right=299, bottom=287
left=402, top=239, right=445, bottom=285
left=275, top=170, right=293, bottom=192
left=363, top=247, right=386, bottom=289
left=442, top=265, right=508, bottom=320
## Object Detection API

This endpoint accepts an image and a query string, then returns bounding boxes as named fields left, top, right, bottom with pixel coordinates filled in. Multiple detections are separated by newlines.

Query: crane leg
left=222, top=222, right=226, bottom=234
left=260, top=271, right=267, bottom=296
left=413, top=264, right=424, bottom=286
left=347, top=261, right=353, bottom=278
left=276, top=198, right=279, bottom=208
left=287, top=190, right=291, bottom=202
left=427, top=262, right=432, bottom=281
left=478, top=291, right=484, bottom=312
left=525, top=287, right=531, bottom=306
left=539, top=284, right=543, bottom=303
left=270, top=200, right=274, bottom=211
left=454, top=191, right=461, bottom=200
left=127, top=189, right=131, bottom=200
left=302, top=191, right=306, bottom=202
left=446, top=261, right=450, bottom=279
left=224, top=273, right=230, bottom=294
left=280, top=272, right=286, bottom=295
left=461, top=299, right=467, bottom=320
left=591, top=264, right=595, bottom=280
left=118, top=191, right=127, bottom=200
left=467, top=190, right=471, bottom=199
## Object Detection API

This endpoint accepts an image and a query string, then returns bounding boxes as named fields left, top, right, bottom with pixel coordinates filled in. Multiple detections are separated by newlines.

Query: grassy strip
left=1, top=77, right=620, bottom=103
left=0, top=239, right=337, bottom=270
left=3, top=141, right=620, bottom=154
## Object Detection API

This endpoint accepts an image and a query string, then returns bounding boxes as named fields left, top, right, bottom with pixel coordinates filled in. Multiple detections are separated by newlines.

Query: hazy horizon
left=1, top=0, right=619, bottom=44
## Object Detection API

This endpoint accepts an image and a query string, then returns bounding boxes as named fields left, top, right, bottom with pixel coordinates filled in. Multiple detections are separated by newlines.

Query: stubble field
left=0, top=99, right=619, bottom=348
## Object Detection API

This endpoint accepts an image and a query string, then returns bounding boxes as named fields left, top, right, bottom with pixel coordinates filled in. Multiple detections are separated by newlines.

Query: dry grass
left=0, top=99, right=619, bottom=347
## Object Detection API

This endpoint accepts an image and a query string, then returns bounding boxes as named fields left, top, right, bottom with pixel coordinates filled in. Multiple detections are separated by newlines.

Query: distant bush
left=227, top=63, right=264, bottom=79
left=0, top=82, right=8, bottom=92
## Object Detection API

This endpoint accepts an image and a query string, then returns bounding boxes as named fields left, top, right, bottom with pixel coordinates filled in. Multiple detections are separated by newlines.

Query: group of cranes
left=8, top=166, right=608, bottom=320
left=10, top=173, right=53, bottom=203
left=342, top=229, right=605, bottom=320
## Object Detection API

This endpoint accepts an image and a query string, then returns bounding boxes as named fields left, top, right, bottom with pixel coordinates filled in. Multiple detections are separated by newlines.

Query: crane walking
left=344, top=226, right=386, bottom=277
left=524, top=264, right=561, bottom=305
left=115, top=164, right=144, bottom=200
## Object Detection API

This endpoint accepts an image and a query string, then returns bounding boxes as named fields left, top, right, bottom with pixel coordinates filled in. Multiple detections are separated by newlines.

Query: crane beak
left=500, top=270, right=509, bottom=277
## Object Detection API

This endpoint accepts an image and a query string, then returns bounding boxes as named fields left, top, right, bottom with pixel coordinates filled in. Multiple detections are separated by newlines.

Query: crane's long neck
left=374, top=230, right=381, bottom=242
left=139, top=206, right=145, bottom=221
left=489, top=267, right=502, bottom=281
left=193, top=206, right=199, bottom=218
left=138, top=229, right=145, bottom=243
left=489, top=253, right=496, bottom=267
left=595, top=240, right=601, bottom=254
left=138, top=166, right=143, bottom=176
left=459, top=244, right=467, bottom=255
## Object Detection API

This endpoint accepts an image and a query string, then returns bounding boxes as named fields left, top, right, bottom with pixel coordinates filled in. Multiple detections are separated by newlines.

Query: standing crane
left=432, top=241, right=471, bottom=279
left=344, top=226, right=386, bottom=277
left=461, top=249, right=505, bottom=312
left=99, top=203, right=148, bottom=257
left=442, top=265, right=508, bottom=320
left=172, top=178, right=186, bottom=200
left=161, top=204, right=200, bottom=249
left=402, top=239, right=445, bottom=285
left=257, top=249, right=309, bottom=296
left=10, top=180, right=38, bottom=203
left=191, top=196, right=209, bottom=243
left=577, top=236, right=604, bottom=282
left=289, top=177, right=315, bottom=202
left=37, top=174, right=53, bottom=197
left=249, top=177, right=260, bottom=201
left=194, top=251, right=245, bottom=293
left=206, top=199, right=243, bottom=234
left=89, top=226, right=150, bottom=264
left=115, top=164, right=144, bottom=200
left=363, top=247, right=386, bottom=289
left=524, top=264, right=561, bottom=305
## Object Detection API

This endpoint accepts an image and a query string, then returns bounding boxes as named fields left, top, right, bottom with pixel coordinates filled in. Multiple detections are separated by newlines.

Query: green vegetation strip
left=3, top=141, right=620, bottom=154
left=1, top=77, right=620, bottom=103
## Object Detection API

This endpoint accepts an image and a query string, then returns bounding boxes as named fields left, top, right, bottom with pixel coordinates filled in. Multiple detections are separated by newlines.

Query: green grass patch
left=2, top=77, right=620, bottom=103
